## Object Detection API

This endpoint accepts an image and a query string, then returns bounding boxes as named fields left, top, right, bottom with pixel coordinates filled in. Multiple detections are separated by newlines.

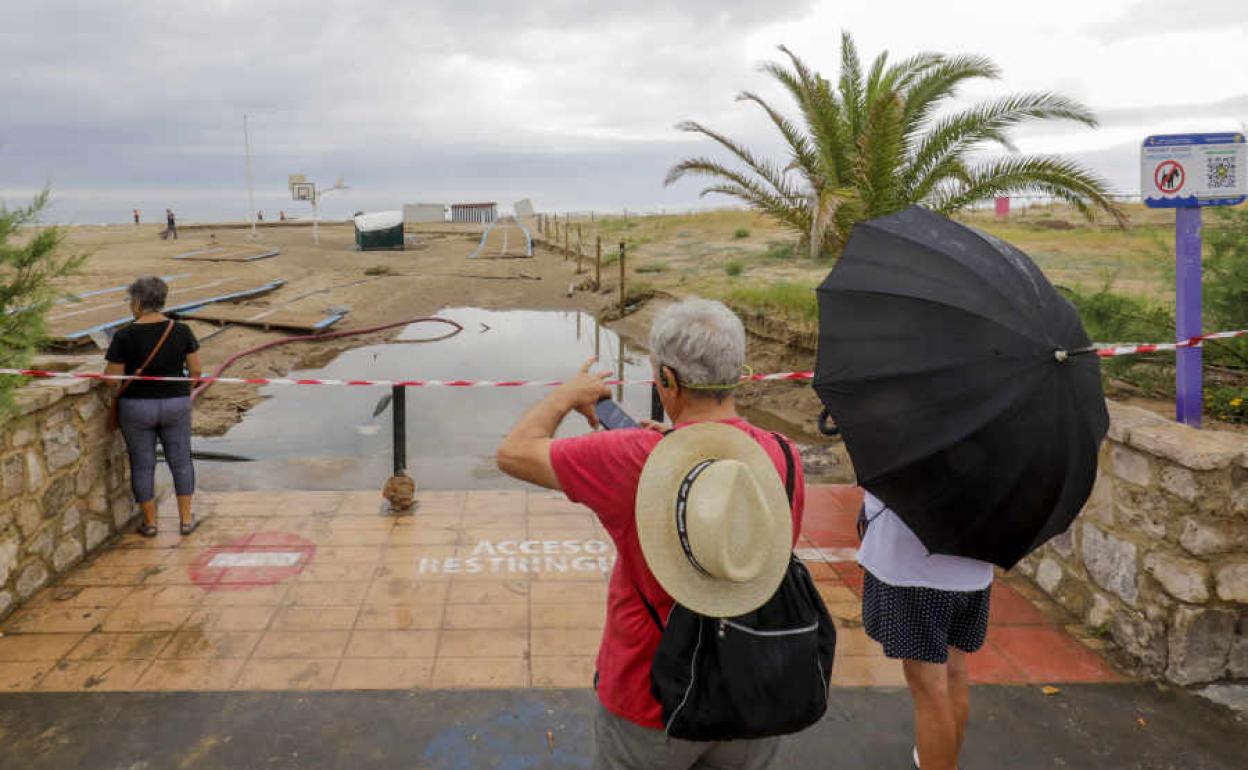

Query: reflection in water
left=198, top=308, right=653, bottom=491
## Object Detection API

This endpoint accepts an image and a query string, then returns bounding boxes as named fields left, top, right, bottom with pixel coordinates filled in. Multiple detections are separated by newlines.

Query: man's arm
left=496, top=358, right=610, bottom=490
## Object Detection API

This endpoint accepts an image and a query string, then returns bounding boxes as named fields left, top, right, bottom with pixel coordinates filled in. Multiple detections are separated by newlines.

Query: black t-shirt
left=105, top=320, right=200, bottom=399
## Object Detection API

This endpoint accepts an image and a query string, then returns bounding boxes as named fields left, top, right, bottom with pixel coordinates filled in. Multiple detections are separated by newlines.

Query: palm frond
left=669, top=121, right=803, bottom=201
left=838, top=31, right=867, bottom=140
left=928, top=155, right=1127, bottom=227
left=737, top=91, right=820, bottom=187
left=900, top=54, right=1000, bottom=138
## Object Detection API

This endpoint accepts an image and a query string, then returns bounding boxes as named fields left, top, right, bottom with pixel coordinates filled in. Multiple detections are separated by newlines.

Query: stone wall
left=0, top=376, right=133, bottom=620
left=1017, top=401, right=1248, bottom=686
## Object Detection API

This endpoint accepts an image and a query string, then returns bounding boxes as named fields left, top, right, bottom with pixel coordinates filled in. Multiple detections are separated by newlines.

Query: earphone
left=659, top=367, right=671, bottom=388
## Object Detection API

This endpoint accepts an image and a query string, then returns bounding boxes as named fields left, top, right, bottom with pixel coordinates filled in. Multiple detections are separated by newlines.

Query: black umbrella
left=813, top=206, right=1108, bottom=569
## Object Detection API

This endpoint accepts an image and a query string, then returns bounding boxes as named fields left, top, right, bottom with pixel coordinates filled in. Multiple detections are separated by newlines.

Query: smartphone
left=594, top=398, right=639, bottom=430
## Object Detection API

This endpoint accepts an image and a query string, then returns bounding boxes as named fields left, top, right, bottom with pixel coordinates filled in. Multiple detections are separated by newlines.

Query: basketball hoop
left=292, top=182, right=315, bottom=202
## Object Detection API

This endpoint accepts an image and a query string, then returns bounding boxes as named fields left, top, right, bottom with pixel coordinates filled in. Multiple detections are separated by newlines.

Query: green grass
left=733, top=227, right=751, bottom=239
left=724, top=259, right=744, bottom=277
left=723, top=281, right=818, bottom=323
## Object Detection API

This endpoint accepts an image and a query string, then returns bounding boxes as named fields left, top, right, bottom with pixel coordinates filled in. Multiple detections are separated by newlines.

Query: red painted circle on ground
left=188, top=531, right=316, bottom=591
left=1155, top=159, right=1185, bottom=194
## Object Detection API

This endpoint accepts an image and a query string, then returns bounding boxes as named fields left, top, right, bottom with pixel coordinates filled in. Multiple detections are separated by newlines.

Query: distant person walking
left=257, top=210, right=264, bottom=222
left=279, top=210, right=286, bottom=222
left=133, top=208, right=140, bottom=225
left=104, top=276, right=202, bottom=537
left=163, top=208, right=177, bottom=240
left=858, top=493, right=993, bottom=770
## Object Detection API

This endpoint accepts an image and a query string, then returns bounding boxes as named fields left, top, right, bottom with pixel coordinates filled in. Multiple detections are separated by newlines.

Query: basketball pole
left=244, top=113, right=256, bottom=239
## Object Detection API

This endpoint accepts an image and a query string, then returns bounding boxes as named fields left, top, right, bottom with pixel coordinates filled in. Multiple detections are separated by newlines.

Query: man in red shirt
left=497, top=298, right=804, bottom=769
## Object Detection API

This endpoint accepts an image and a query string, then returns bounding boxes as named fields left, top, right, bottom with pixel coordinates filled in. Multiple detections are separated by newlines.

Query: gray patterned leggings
left=118, top=396, right=196, bottom=503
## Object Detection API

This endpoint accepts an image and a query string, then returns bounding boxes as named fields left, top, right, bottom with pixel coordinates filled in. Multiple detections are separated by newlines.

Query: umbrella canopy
left=813, top=206, right=1108, bottom=568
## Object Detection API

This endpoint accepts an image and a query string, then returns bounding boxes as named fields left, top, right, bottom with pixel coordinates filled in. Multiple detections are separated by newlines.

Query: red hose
left=191, top=316, right=464, bottom=401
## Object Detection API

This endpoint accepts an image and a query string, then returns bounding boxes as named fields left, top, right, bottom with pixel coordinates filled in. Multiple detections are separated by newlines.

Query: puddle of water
left=197, top=307, right=656, bottom=491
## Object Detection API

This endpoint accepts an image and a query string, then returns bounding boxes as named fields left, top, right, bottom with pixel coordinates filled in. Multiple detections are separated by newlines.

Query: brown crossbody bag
left=108, top=320, right=176, bottom=431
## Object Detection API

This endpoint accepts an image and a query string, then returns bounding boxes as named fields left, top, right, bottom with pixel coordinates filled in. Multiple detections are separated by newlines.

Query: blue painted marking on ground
left=421, top=699, right=592, bottom=770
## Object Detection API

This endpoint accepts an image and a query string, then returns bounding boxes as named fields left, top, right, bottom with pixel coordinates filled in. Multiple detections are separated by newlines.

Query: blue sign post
left=1141, top=132, right=1248, bottom=428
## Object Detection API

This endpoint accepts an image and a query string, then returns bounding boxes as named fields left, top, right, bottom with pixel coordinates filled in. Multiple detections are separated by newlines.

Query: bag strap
left=116, top=320, right=176, bottom=398
left=770, top=432, right=796, bottom=507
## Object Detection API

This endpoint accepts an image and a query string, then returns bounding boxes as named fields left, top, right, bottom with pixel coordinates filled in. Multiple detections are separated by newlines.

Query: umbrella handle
left=817, top=408, right=841, bottom=437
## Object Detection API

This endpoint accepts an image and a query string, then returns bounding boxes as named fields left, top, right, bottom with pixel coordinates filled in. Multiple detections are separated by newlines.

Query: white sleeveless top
left=856, top=492, right=994, bottom=592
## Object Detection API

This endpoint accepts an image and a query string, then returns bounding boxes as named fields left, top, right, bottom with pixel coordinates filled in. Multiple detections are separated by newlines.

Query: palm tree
left=665, top=33, right=1126, bottom=258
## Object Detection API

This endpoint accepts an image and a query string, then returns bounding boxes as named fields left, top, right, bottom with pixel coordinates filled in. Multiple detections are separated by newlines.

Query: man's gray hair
left=648, top=298, right=746, bottom=397
left=127, top=276, right=168, bottom=313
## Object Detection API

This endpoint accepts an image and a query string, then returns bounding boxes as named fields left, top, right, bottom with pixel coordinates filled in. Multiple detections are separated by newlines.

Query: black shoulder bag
left=638, top=433, right=837, bottom=741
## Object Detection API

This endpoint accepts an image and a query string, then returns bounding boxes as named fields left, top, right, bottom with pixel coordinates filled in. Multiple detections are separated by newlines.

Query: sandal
left=136, top=521, right=158, bottom=538
left=179, top=517, right=201, bottom=536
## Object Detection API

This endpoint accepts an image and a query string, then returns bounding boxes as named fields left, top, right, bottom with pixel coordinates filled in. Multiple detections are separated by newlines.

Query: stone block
left=25, top=449, right=44, bottom=493
left=42, top=407, right=70, bottom=427
left=1129, top=422, right=1246, bottom=471
left=112, top=498, right=136, bottom=529
left=15, top=501, right=41, bottom=539
left=1113, top=446, right=1153, bottom=487
left=0, top=534, right=18, bottom=586
left=1111, top=610, right=1167, bottom=673
left=15, top=561, right=48, bottom=600
left=1215, top=559, right=1248, bottom=603
left=8, top=424, right=36, bottom=448
left=1015, top=553, right=1037, bottom=578
left=1105, top=402, right=1166, bottom=443
left=0, top=453, right=23, bottom=501
left=1230, top=615, right=1248, bottom=679
left=0, top=590, right=11, bottom=620
left=1143, top=551, right=1209, bottom=603
left=1081, top=522, right=1139, bottom=605
left=40, top=475, right=76, bottom=519
left=75, top=394, right=104, bottom=422
left=1054, top=577, right=1092, bottom=619
left=27, top=525, right=54, bottom=560
left=1166, top=607, right=1236, bottom=685
left=64, top=379, right=92, bottom=396
left=41, top=423, right=80, bottom=472
left=1050, top=529, right=1076, bottom=559
left=1036, top=557, right=1063, bottom=593
left=1179, top=517, right=1248, bottom=557
left=60, top=504, right=81, bottom=534
left=51, top=536, right=83, bottom=572
left=1087, top=592, right=1115, bottom=629
left=1234, top=466, right=1248, bottom=518
left=85, top=519, right=110, bottom=551
left=1159, top=464, right=1198, bottom=503
left=1080, top=472, right=1115, bottom=527
left=86, top=485, right=108, bottom=515
left=1113, top=486, right=1167, bottom=540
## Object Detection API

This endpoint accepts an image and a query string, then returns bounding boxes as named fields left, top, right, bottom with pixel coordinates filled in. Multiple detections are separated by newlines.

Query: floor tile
left=355, top=605, right=444, bottom=631
left=184, top=606, right=279, bottom=632
left=200, top=584, right=291, bottom=606
left=825, top=601, right=862, bottom=623
left=463, top=490, right=527, bottom=517
left=60, top=564, right=152, bottom=587
left=431, top=658, right=528, bottom=689
left=114, top=585, right=208, bottom=609
left=0, top=633, right=86, bottom=661
left=270, top=606, right=359, bottom=631
left=100, top=607, right=191, bottom=633
left=988, top=583, right=1054, bottom=627
left=831, top=654, right=907, bottom=688
left=67, top=632, right=172, bottom=661
left=966, top=642, right=1031, bottom=684
left=365, top=578, right=450, bottom=606
left=30, top=586, right=133, bottom=609
left=312, top=546, right=383, bottom=564
left=136, top=658, right=246, bottom=690
left=284, top=582, right=369, bottom=606
left=446, top=580, right=529, bottom=605
left=990, top=627, right=1125, bottom=683
left=344, top=630, right=439, bottom=659
left=531, top=628, right=602, bottom=657
left=814, top=582, right=858, bottom=605
left=4, top=607, right=109, bottom=633
left=235, top=658, right=338, bottom=690
left=334, top=658, right=433, bottom=689
left=253, top=631, right=350, bottom=659
left=531, top=656, right=595, bottom=688
left=438, top=628, right=528, bottom=658
left=834, top=626, right=878, bottom=657
left=37, top=659, right=152, bottom=691
left=530, top=582, right=606, bottom=604
left=530, top=603, right=605, bottom=629
left=442, top=604, right=528, bottom=630
left=526, top=493, right=590, bottom=516
left=0, top=661, right=49, bottom=691
left=159, top=630, right=262, bottom=659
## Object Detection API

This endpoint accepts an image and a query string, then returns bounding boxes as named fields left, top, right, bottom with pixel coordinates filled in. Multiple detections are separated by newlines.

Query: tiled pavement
left=0, top=486, right=1123, bottom=694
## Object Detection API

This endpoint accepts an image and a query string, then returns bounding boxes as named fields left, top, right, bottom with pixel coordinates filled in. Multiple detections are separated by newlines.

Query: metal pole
left=312, top=192, right=320, bottom=246
left=618, top=241, right=626, bottom=310
left=595, top=236, right=602, bottom=290
left=243, top=113, right=256, bottom=238
left=576, top=225, right=583, bottom=273
left=392, top=384, right=407, bottom=473
left=1175, top=206, right=1203, bottom=428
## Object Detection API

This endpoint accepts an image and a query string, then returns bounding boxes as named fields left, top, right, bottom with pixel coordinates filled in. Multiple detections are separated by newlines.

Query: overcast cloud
left=2, top=0, right=1246, bottom=223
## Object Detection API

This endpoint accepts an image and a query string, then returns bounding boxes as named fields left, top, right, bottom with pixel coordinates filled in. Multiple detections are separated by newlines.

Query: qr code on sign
left=1206, top=156, right=1237, bottom=190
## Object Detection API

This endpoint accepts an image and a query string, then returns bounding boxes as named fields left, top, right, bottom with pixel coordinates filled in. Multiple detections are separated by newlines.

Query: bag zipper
left=720, top=619, right=819, bottom=637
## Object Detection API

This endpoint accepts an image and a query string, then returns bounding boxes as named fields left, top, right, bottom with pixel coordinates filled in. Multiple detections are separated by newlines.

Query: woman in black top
left=105, top=276, right=202, bottom=537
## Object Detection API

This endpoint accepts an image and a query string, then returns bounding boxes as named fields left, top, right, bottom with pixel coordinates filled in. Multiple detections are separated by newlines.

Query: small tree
left=0, top=191, right=85, bottom=418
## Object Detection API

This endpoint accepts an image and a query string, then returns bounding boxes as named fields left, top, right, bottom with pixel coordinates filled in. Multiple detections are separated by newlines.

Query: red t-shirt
left=549, top=418, right=805, bottom=730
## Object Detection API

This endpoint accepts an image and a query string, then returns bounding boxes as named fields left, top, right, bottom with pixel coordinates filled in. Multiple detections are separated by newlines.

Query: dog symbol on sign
left=1155, top=160, right=1184, bottom=194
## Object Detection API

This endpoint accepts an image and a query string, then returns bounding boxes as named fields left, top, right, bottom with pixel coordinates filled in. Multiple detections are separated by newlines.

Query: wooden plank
left=173, top=245, right=280, bottom=262
left=47, top=278, right=287, bottom=346
left=175, top=306, right=346, bottom=334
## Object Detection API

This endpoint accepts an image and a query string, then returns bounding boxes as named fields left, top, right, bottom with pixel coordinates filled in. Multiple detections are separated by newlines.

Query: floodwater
left=196, top=307, right=657, bottom=491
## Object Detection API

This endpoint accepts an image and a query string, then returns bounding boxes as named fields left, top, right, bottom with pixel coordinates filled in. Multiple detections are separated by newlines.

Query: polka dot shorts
left=862, top=571, right=992, bottom=664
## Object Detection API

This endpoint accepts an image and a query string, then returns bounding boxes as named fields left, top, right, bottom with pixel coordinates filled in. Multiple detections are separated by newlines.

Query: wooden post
left=618, top=241, right=626, bottom=310
left=563, top=220, right=569, bottom=260
left=595, top=236, right=602, bottom=290
left=576, top=225, right=583, bottom=273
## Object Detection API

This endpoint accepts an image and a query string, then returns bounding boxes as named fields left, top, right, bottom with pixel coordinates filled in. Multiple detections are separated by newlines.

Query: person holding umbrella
left=813, top=206, right=1110, bottom=770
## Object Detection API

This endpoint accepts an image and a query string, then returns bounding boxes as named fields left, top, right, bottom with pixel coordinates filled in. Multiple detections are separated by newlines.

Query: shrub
left=733, top=227, right=750, bottom=239
left=0, top=191, right=84, bottom=419
left=761, top=240, right=798, bottom=261
left=725, top=281, right=818, bottom=323
left=1207, top=386, right=1247, bottom=424
left=724, top=259, right=744, bottom=277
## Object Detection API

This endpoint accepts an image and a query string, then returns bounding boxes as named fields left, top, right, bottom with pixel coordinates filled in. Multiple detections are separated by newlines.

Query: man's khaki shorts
left=591, top=703, right=781, bottom=770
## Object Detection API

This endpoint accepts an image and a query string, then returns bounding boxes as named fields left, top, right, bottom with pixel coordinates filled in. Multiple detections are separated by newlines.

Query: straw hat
left=636, top=423, right=793, bottom=618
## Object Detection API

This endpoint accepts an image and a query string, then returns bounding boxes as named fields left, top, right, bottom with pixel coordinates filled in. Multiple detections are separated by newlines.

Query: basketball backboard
left=292, top=182, right=315, bottom=202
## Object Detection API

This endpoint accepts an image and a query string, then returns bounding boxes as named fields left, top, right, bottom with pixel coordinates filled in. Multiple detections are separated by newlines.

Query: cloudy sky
left=2, top=0, right=1246, bottom=223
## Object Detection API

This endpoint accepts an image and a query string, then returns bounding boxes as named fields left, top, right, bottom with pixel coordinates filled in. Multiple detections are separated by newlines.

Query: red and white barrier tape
left=0, top=329, right=1243, bottom=388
